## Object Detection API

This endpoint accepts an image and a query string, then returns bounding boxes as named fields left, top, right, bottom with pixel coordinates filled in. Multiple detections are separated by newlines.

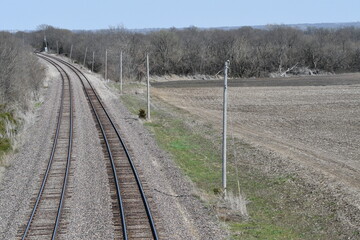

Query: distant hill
left=245, top=22, right=360, bottom=30
left=8, top=21, right=360, bottom=33
left=127, top=21, right=360, bottom=33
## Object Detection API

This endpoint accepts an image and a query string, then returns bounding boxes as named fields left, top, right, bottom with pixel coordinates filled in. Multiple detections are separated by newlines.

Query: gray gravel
left=0, top=58, right=115, bottom=239
left=85, top=73, right=228, bottom=239
left=58, top=66, right=114, bottom=240
left=0, top=60, right=62, bottom=239
left=0, top=57, right=228, bottom=240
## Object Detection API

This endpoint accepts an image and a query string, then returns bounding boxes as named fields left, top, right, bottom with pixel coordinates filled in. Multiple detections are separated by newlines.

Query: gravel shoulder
left=0, top=59, right=62, bottom=239
left=0, top=57, right=115, bottom=239
left=56, top=62, right=114, bottom=240
left=0, top=55, right=227, bottom=240
left=84, top=70, right=228, bottom=239
left=2, top=56, right=358, bottom=239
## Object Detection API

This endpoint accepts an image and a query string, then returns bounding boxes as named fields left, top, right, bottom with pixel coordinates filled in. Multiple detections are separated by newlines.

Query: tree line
left=0, top=31, right=45, bottom=111
left=17, top=25, right=360, bottom=81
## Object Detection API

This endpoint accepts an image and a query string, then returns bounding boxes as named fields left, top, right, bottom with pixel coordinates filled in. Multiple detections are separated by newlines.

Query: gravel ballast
left=85, top=72, right=228, bottom=239
left=58, top=64, right=114, bottom=239
left=0, top=60, right=62, bottom=239
left=0, top=56, right=228, bottom=240
left=0, top=58, right=115, bottom=239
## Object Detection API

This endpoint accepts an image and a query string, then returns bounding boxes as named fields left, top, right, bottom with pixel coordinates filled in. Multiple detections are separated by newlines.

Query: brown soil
left=152, top=74, right=360, bottom=233
left=152, top=73, right=360, bottom=88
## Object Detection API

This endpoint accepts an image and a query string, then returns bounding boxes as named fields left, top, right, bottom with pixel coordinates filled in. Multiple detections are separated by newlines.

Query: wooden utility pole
left=92, top=51, right=95, bottom=72
left=83, top=47, right=88, bottom=67
left=56, top=41, right=59, bottom=55
left=146, top=53, right=150, bottom=120
left=222, top=60, right=230, bottom=195
left=69, top=44, right=73, bottom=62
left=120, top=51, right=123, bottom=93
left=105, top=49, right=108, bottom=80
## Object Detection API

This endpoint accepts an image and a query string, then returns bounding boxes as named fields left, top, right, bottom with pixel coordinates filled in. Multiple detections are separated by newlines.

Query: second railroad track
left=39, top=54, right=160, bottom=239
left=20, top=54, right=74, bottom=240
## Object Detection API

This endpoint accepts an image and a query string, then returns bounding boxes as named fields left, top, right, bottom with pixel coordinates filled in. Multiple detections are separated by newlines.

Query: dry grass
left=149, top=81, right=360, bottom=239
left=0, top=91, right=43, bottom=168
left=225, top=191, right=249, bottom=219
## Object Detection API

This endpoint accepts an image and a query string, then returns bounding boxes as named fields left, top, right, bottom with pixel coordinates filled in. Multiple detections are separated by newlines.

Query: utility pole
left=92, top=51, right=95, bottom=72
left=120, top=51, right=123, bottom=94
left=43, top=28, right=48, bottom=52
left=83, top=47, right=88, bottom=67
left=146, top=53, right=150, bottom=120
left=44, top=35, right=48, bottom=53
left=56, top=41, right=59, bottom=55
left=69, top=44, right=73, bottom=62
left=222, top=60, right=230, bottom=196
left=105, top=49, right=108, bottom=80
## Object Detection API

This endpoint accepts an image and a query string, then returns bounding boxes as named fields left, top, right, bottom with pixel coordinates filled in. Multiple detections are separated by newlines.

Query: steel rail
left=44, top=54, right=159, bottom=239
left=22, top=54, right=73, bottom=239
left=82, top=81, right=129, bottom=240
left=39, top=55, right=74, bottom=240
left=75, top=67, right=129, bottom=240
left=38, top=53, right=129, bottom=240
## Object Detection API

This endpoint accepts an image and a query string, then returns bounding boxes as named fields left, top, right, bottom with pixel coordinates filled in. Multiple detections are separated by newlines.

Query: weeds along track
left=19, top=54, right=74, bottom=239
left=42, top=54, right=159, bottom=239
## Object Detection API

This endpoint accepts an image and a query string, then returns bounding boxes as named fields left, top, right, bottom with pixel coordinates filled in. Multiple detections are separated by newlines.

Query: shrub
left=138, top=109, right=146, bottom=119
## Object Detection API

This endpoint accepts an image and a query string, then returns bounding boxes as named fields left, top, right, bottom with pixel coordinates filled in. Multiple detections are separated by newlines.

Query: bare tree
left=21, top=25, right=360, bottom=79
left=0, top=32, right=45, bottom=110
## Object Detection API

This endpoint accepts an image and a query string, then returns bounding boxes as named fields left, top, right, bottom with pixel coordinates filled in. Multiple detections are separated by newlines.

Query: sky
left=1, top=0, right=360, bottom=31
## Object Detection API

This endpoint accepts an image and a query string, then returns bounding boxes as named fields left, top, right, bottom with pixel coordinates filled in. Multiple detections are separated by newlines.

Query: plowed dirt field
left=153, top=74, right=360, bottom=217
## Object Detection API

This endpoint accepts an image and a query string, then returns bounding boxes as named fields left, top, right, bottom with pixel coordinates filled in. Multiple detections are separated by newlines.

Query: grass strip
left=119, top=83, right=356, bottom=239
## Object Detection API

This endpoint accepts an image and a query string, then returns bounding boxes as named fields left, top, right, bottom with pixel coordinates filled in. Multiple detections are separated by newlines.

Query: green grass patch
left=0, top=111, right=16, bottom=134
left=119, top=90, right=355, bottom=239
left=110, top=81, right=145, bottom=94
left=144, top=116, right=222, bottom=192
left=34, top=101, right=43, bottom=109
left=0, top=138, right=11, bottom=153
left=0, top=110, right=17, bottom=163
left=230, top=221, right=298, bottom=240
left=121, top=94, right=147, bottom=116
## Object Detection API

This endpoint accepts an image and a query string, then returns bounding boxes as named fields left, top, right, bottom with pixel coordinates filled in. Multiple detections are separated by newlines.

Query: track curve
left=40, top=54, right=159, bottom=239
left=20, top=54, right=74, bottom=240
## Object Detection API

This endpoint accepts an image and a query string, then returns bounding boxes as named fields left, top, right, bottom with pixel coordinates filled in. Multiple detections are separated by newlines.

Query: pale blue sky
left=1, top=0, right=359, bottom=30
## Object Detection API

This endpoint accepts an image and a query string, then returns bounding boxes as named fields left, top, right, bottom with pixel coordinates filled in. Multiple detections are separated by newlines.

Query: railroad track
left=19, top=54, right=74, bottom=239
left=40, top=54, right=159, bottom=239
